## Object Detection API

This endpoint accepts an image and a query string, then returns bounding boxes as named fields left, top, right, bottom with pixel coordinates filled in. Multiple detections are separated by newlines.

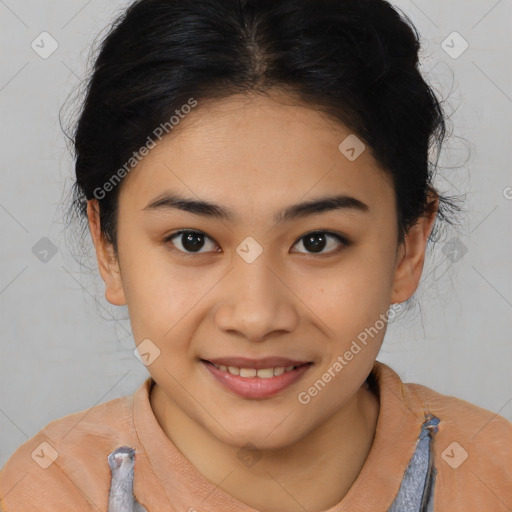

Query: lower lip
left=201, top=360, right=313, bottom=399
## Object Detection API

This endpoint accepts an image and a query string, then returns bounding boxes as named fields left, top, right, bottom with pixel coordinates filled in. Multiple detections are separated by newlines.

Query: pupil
left=304, top=233, right=326, bottom=253
left=179, top=232, right=327, bottom=253
left=183, top=232, right=204, bottom=252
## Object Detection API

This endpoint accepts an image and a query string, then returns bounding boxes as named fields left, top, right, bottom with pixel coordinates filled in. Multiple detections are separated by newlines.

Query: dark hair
left=63, top=0, right=461, bottom=259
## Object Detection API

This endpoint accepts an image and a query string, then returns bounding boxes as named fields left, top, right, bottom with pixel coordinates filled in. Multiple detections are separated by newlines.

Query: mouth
left=200, top=358, right=314, bottom=399
left=201, top=359, right=312, bottom=378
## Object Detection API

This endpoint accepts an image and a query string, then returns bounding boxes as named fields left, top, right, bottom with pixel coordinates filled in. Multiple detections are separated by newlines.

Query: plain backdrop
left=1, top=0, right=511, bottom=467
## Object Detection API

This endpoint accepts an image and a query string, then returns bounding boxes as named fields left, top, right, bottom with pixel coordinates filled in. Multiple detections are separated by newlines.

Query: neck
left=150, top=381, right=379, bottom=512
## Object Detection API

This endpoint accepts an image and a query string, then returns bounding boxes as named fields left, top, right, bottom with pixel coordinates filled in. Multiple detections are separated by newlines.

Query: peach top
left=1, top=361, right=511, bottom=511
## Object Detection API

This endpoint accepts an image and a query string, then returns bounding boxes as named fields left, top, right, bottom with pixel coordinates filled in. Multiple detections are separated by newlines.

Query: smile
left=201, top=360, right=313, bottom=399
left=210, top=363, right=299, bottom=378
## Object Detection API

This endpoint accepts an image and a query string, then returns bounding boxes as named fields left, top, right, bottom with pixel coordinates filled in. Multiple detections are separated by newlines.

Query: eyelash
left=163, top=229, right=350, bottom=256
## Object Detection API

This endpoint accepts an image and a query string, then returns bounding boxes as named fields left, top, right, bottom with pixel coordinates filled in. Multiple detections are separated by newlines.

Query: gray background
left=1, top=0, right=511, bottom=467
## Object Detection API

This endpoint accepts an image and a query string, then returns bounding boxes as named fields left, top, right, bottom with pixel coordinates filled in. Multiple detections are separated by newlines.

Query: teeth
left=255, top=368, right=274, bottom=378
left=213, top=363, right=298, bottom=378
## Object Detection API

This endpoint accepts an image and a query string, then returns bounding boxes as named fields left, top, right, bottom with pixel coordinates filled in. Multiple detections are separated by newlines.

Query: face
left=88, top=92, right=435, bottom=450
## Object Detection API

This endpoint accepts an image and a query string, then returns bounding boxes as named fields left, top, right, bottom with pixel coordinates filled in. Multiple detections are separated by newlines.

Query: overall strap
left=387, top=413, right=441, bottom=512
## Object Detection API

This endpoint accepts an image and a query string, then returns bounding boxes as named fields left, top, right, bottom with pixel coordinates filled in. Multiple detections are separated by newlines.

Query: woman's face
left=89, top=92, right=433, bottom=449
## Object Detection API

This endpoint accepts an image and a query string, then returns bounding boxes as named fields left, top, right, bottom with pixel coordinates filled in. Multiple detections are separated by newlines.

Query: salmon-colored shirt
left=1, top=360, right=511, bottom=511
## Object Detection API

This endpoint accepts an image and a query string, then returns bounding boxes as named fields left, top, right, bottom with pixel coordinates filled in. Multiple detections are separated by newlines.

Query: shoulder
left=403, top=378, right=512, bottom=448
left=0, top=388, right=137, bottom=512
left=375, top=362, right=512, bottom=452
left=401, top=377, right=512, bottom=508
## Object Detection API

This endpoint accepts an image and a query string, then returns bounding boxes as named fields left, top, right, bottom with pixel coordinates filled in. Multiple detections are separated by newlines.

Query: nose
left=213, top=255, right=300, bottom=342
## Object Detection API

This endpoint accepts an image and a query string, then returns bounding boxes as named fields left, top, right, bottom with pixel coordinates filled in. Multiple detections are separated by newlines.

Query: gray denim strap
left=387, top=414, right=440, bottom=512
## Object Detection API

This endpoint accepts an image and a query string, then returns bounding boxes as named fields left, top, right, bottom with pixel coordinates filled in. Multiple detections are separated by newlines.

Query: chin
left=211, top=421, right=306, bottom=452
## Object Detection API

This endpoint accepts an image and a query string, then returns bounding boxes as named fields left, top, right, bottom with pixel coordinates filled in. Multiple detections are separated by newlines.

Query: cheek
left=296, top=244, right=396, bottom=332
left=120, top=223, right=397, bottom=353
left=289, top=254, right=396, bottom=389
left=119, top=242, right=220, bottom=346
left=117, top=241, right=178, bottom=338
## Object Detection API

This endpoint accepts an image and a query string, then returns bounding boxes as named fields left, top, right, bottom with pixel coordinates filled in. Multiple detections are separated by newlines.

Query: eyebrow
left=142, top=191, right=369, bottom=225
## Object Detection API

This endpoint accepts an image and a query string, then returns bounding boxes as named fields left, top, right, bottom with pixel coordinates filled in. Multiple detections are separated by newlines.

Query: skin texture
left=88, top=92, right=437, bottom=512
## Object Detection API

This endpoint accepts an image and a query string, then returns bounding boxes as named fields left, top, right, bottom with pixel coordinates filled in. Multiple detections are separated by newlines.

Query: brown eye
left=292, top=231, right=349, bottom=255
left=164, top=230, right=220, bottom=254
left=163, top=229, right=349, bottom=256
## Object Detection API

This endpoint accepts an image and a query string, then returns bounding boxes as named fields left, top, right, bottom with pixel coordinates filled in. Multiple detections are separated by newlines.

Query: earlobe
left=391, top=192, right=438, bottom=304
left=86, top=200, right=127, bottom=306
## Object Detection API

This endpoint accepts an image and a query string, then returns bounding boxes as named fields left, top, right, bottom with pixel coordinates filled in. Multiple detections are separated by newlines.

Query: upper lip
left=203, top=357, right=312, bottom=369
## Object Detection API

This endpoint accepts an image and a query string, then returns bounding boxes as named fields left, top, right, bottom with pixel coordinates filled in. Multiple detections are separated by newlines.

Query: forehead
left=117, top=92, right=394, bottom=214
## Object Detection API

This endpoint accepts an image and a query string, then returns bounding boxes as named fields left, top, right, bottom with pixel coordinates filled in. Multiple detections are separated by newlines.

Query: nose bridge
left=232, top=234, right=279, bottom=296
left=214, top=247, right=298, bottom=341
left=233, top=246, right=282, bottom=312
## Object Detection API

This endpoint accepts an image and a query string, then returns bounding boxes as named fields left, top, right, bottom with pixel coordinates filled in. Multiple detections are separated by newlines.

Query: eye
left=164, top=230, right=220, bottom=254
left=164, top=229, right=349, bottom=256
left=291, top=231, right=349, bottom=255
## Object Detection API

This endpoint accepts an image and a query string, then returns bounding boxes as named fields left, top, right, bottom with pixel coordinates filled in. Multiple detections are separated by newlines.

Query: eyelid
left=163, top=229, right=350, bottom=255
left=291, top=231, right=350, bottom=256
left=164, top=229, right=220, bottom=254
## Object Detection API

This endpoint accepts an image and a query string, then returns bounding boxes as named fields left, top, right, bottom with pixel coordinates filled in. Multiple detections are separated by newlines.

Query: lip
left=201, top=360, right=313, bottom=399
left=203, top=356, right=310, bottom=369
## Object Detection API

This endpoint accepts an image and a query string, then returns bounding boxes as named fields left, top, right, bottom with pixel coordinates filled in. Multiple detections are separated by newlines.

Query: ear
left=391, top=190, right=438, bottom=304
left=86, top=199, right=126, bottom=306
